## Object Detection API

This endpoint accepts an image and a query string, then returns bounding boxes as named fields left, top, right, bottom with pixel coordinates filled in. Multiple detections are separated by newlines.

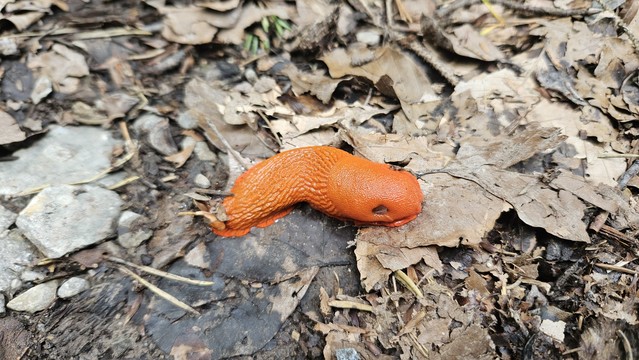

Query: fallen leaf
left=321, top=46, right=439, bottom=122
left=0, top=110, right=26, bottom=145
left=159, top=5, right=242, bottom=45
left=28, top=44, right=89, bottom=94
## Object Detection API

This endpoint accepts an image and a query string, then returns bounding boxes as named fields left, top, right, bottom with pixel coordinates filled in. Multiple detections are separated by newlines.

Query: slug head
left=326, top=157, right=423, bottom=227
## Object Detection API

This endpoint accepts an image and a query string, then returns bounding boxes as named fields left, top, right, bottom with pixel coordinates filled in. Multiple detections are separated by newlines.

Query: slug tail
left=212, top=227, right=251, bottom=237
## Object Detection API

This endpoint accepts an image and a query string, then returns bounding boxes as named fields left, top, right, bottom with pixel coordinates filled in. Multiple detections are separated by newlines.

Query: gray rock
left=0, top=230, right=36, bottom=293
left=194, top=174, right=211, bottom=188
left=0, top=294, right=5, bottom=317
left=0, top=205, right=17, bottom=231
left=57, top=277, right=90, bottom=298
left=176, top=111, right=198, bottom=129
left=16, top=185, right=123, bottom=258
left=132, top=113, right=178, bottom=156
left=117, top=210, right=152, bottom=249
left=0, top=125, right=120, bottom=196
left=20, top=270, right=45, bottom=283
left=194, top=141, right=218, bottom=162
left=336, top=348, right=361, bottom=360
left=7, top=280, right=58, bottom=313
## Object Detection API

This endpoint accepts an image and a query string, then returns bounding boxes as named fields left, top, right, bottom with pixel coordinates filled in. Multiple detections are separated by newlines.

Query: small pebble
left=117, top=210, right=152, bottom=249
left=20, top=270, right=45, bottom=282
left=244, top=68, right=258, bottom=84
left=194, top=142, right=217, bottom=162
left=132, top=113, right=178, bottom=156
left=176, top=111, right=198, bottom=129
left=336, top=348, right=361, bottom=360
left=57, top=277, right=90, bottom=298
left=194, top=174, right=211, bottom=188
left=7, top=280, right=58, bottom=313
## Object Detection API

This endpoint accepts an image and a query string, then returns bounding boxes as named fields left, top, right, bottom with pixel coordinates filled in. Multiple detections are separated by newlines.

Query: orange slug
left=212, top=146, right=423, bottom=237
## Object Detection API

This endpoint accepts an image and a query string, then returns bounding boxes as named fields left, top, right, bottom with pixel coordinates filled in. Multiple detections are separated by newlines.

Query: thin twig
left=616, top=159, right=639, bottom=190
left=328, top=300, right=373, bottom=312
left=394, top=270, right=424, bottom=298
left=437, top=0, right=598, bottom=18
left=595, top=263, right=638, bottom=275
left=398, top=37, right=460, bottom=86
left=107, top=256, right=214, bottom=286
left=598, top=153, right=639, bottom=158
left=107, top=176, right=141, bottom=190
left=117, top=265, right=200, bottom=315
left=617, top=330, right=634, bottom=360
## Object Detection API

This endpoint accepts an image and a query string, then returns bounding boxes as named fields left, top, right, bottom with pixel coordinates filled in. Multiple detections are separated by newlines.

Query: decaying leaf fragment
left=158, top=5, right=241, bottom=45
left=0, top=110, right=26, bottom=145
left=27, top=44, right=90, bottom=94
left=321, top=45, right=439, bottom=122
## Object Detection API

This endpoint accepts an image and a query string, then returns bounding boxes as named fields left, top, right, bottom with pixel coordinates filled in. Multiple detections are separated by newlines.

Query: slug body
left=213, top=146, right=423, bottom=237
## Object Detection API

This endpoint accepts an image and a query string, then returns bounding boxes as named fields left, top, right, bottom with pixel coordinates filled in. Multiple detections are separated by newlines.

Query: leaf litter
left=2, top=0, right=639, bottom=358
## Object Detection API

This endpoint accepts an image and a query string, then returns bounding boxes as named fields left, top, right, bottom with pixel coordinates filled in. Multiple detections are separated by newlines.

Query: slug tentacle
left=212, top=146, right=422, bottom=237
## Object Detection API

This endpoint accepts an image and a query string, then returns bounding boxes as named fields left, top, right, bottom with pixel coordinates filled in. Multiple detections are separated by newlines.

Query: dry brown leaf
left=279, top=64, right=346, bottom=104
left=465, top=269, right=489, bottom=297
left=184, top=78, right=275, bottom=157
left=525, top=99, right=625, bottom=186
left=456, top=124, right=565, bottom=169
left=28, top=44, right=89, bottom=94
left=549, top=170, right=619, bottom=213
left=355, top=242, right=441, bottom=290
left=159, top=6, right=241, bottom=44
left=444, top=166, right=591, bottom=243
left=5, top=0, right=58, bottom=12
left=341, top=131, right=454, bottom=170
left=435, top=324, right=496, bottom=359
left=550, top=171, right=639, bottom=230
left=279, top=129, right=339, bottom=150
left=451, top=68, right=540, bottom=139
left=0, top=11, right=44, bottom=31
left=30, top=76, right=52, bottom=104
left=295, top=0, right=336, bottom=28
left=441, top=123, right=591, bottom=243
left=164, top=139, right=196, bottom=168
left=450, top=24, right=505, bottom=61
left=290, top=105, right=389, bottom=138
left=354, top=241, right=389, bottom=291
left=321, top=46, right=439, bottom=122
left=534, top=16, right=639, bottom=126
left=99, top=93, right=140, bottom=121
left=69, top=101, right=109, bottom=125
left=0, top=110, right=26, bottom=145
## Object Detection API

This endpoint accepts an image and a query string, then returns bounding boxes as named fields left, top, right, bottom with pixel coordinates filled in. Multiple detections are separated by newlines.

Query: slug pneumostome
left=212, top=146, right=423, bottom=237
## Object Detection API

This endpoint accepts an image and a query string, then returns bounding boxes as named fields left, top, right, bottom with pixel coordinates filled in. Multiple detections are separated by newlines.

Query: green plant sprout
left=243, top=16, right=291, bottom=55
